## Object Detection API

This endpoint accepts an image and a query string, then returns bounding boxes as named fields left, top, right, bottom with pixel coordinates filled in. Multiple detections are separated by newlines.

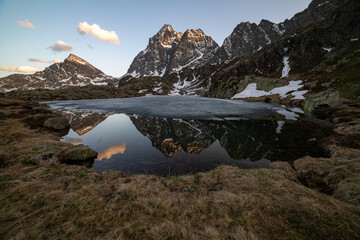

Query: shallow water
left=44, top=96, right=330, bottom=176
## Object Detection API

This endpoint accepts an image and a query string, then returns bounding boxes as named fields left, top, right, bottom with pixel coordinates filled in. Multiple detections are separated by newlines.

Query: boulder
left=65, top=145, right=98, bottom=161
left=43, top=116, right=70, bottom=130
left=304, top=89, right=342, bottom=118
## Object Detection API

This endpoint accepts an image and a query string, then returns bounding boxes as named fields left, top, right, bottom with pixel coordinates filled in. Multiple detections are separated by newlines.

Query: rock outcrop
left=43, top=116, right=70, bottom=131
left=65, top=145, right=98, bottom=162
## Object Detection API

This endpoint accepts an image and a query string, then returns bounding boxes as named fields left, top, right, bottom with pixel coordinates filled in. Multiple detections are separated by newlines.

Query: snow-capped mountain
left=212, top=0, right=345, bottom=62
left=126, top=24, right=218, bottom=77
left=0, top=54, right=118, bottom=92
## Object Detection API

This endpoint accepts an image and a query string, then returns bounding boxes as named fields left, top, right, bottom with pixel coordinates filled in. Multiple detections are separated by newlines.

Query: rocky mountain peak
left=126, top=25, right=218, bottom=77
left=150, top=24, right=183, bottom=47
left=65, top=54, right=90, bottom=65
left=182, top=29, right=214, bottom=43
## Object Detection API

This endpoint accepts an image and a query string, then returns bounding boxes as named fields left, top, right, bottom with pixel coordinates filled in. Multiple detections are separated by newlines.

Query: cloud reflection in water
left=97, top=143, right=127, bottom=161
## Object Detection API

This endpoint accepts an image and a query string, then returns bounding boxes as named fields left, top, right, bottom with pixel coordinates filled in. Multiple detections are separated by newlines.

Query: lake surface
left=44, top=96, right=330, bottom=176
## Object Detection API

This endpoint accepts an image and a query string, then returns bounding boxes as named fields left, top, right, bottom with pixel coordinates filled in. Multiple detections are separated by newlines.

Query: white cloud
left=28, top=58, right=61, bottom=63
left=16, top=19, right=35, bottom=29
left=48, top=41, right=73, bottom=52
left=77, top=22, right=120, bottom=44
left=0, top=66, right=40, bottom=73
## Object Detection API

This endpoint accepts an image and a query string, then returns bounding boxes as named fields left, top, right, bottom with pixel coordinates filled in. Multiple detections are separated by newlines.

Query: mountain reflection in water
left=60, top=113, right=329, bottom=176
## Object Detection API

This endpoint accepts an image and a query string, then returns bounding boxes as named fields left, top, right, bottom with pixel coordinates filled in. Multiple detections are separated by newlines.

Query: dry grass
left=2, top=164, right=360, bottom=240
left=1, top=98, right=360, bottom=240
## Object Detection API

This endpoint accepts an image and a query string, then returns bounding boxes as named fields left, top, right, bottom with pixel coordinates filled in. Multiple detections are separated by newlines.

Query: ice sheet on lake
left=42, top=95, right=303, bottom=121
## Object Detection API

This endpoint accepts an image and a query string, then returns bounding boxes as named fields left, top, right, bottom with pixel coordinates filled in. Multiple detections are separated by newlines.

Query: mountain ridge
left=0, top=54, right=118, bottom=92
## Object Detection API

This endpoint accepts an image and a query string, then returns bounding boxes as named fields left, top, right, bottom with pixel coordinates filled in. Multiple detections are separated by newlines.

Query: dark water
left=43, top=96, right=330, bottom=176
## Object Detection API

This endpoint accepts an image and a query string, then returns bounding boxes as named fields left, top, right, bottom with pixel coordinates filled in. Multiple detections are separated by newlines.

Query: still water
left=43, top=96, right=330, bottom=176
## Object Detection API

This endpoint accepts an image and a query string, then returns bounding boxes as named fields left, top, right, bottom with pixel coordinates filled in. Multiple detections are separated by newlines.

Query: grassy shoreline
left=1, top=97, right=360, bottom=239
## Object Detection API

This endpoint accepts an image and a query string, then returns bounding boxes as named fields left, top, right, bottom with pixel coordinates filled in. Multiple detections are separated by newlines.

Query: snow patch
left=276, top=121, right=285, bottom=134
left=231, top=83, right=268, bottom=98
left=232, top=80, right=306, bottom=100
left=322, top=47, right=333, bottom=52
left=276, top=109, right=299, bottom=120
left=291, top=90, right=308, bottom=100
left=138, top=89, right=147, bottom=94
left=281, top=56, right=291, bottom=78
left=273, top=24, right=285, bottom=35
left=317, top=1, right=330, bottom=7
left=128, top=70, right=140, bottom=78
left=350, top=38, right=359, bottom=41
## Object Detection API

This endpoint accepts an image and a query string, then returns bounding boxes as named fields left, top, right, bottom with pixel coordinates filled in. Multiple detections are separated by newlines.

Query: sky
left=0, top=0, right=312, bottom=78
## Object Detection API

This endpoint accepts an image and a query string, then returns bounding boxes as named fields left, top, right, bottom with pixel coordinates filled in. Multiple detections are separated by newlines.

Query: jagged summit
left=127, top=25, right=218, bottom=77
left=149, top=24, right=183, bottom=47
left=182, top=29, right=214, bottom=42
left=65, top=54, right=90, bottom=65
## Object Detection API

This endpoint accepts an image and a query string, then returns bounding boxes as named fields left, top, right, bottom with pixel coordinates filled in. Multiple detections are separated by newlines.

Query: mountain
left=212, top=0, right=345, bottom=62
left=125, top=0, right=345, bottom=78
left=206, top=0, right=360, bottom=103
left=0, top=54, right=117, bottom=92
left=117, top=0, right=359, bottom=111
left=126, top=24, right=218, bottom=77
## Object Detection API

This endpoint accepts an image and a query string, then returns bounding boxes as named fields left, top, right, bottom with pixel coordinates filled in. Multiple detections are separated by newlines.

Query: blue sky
left=0, top=0, right=311, bottom=78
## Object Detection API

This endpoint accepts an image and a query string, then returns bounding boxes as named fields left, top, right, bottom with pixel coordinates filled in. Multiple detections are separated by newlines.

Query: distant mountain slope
left=0, top=54, right=117, bottom=92
left=126, top=24, right=218, bottom=77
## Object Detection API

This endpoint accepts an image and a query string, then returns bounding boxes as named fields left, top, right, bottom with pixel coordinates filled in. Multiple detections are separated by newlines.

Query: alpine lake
left=43, top=96, right=331, bottom=176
